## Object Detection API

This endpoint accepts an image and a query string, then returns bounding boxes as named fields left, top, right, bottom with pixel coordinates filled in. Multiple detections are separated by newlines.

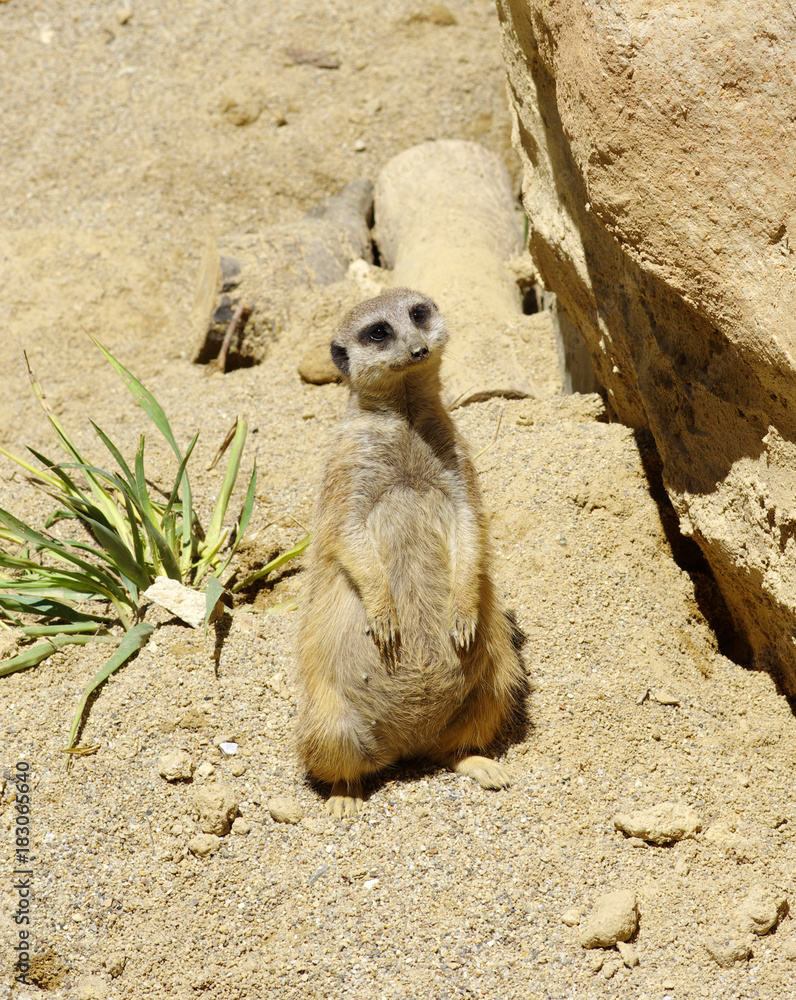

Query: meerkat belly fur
left=296, top=287, right=524, bottom=817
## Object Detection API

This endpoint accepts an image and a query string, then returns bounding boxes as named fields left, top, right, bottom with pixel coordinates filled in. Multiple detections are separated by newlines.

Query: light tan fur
left=295, top=288, right=525, bottom=818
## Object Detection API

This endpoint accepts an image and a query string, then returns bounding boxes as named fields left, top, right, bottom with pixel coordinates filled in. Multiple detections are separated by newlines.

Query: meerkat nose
left=411, top=344, right=430, bottom=360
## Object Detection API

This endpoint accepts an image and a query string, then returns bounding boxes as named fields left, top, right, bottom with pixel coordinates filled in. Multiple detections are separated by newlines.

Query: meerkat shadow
left=496, top=606, right=533, bottom=750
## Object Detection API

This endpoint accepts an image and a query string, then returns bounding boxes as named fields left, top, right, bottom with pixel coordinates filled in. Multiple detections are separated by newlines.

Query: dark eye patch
left=409, top=302, right=432, bottom=326
left=358, top=321, right=394, bottom=345
left=330, top=341, right=350, bottom=376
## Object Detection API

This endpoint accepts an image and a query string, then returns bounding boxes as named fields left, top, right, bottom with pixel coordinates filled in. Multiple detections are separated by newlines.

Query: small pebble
left=617, top=940, right=639, bottom=968
left=116, top=4, right=133, bottom=25
left=229, top=761, right=247, bottom=777
left=193, top=781, right=239, bottom=835
left=102, top=952, right=126, bottom=978
left=602, top=957, right=622, bottom=979
left=561, top=906, right=581, bottom=927
left=354, top=139, right=367, bottom=152
left=781, top=933, right=796, bottom=960
left=580, top=890, right=638, bottom=948
left=650, top=687, right=680, bottom=705
left=587, top=950, right=605, bottom=973
left=735, top=884, right=789, bottom=936
left=268, top=796, right=304, bottom=824
left=614, top=802, right=701, bottom=845
left=76, top=975, right=109, bottom=1000
left=704, top=928, right=753, bottom=967
left=158, top=749, right=195, bottom=782
left=195, top=762, right=216, bottom=779
left=188, top=833, right=221, bottom=858
left=284, top=47, right=340, bottom=69
left=298, top=343, right=340, bottom=384
left=232, top=816, right=252, bottom=835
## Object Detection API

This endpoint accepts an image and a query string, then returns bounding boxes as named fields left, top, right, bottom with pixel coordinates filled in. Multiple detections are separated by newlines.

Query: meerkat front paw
left=365, top=606, right=400, bottom=652
left=326, top=780, right=363, bottom=819
left=449, top=607, right=478, bottom=649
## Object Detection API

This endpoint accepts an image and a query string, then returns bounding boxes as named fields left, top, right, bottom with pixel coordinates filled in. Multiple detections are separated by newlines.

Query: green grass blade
left=0, top=504, right=69, bottom=551
left=0, top=637, right=59, bottom=676
left=0, top=445, right=62, bottom=490
left=231, top=533, right=311, bottom=593
left=64, top=621, right=155, bottom=750
left=179, top=475, right=194, bottom=579
left=213, top=460, right=257, bottom=579
left=89, top=336, right=183, bottom=461
left=0, top=632, right=112, bottom=678
left=134, top=440, right=166, bottom=577
left=0, top=506, right=131, bottom=597
left=119, top=487, right=147, bottom=578
left=23, top=361, right=133, bottom=543
left=79, top=513, right=150, bottom=592
left=163, top=431, right=199, bottom=516
left=204, top=576, right=225, bottom=637
left=20, top=621, right=106, bottom=637
left=203, top=418, right=247, bottom=555
left=26, top=447, right=90, bottom=500
left=90, top=421, right=138, bottom=490
left=2, top=581, right=109, bottom=603
left=88, top=338, right=198, bottom=580
left=133, top=447, right=181, bottom=581
left=0, top=594, right=111, bottom=622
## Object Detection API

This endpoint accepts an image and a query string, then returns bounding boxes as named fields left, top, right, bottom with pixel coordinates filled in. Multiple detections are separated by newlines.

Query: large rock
left=498, top=1, right=796, bottom=691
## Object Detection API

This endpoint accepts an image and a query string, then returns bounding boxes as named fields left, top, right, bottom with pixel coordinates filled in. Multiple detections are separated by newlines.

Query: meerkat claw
left=450, top=613, right=477, bottom=649
left=366, top=614, right=400, bottom=653
left=326, top=780, right=363, bottom=819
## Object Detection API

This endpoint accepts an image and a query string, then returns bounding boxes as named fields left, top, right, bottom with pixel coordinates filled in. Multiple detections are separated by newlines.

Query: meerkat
left=295, top=287, right=525, bottom=818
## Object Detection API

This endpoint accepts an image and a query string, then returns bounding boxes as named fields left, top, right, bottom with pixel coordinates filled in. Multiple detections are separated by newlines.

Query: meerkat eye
left=359, top=322, right=393, bottom=344
left=409, top=303, right=430, bottom=326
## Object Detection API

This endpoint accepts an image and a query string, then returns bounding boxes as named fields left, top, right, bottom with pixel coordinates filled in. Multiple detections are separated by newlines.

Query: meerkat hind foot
left=451, top=755, right=512, bottom=790
left=326, top=780, right=363, bottom=819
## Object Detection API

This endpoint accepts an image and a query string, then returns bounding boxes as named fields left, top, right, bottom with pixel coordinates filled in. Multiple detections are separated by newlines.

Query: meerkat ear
left=330, top=341, right=350, bottom=377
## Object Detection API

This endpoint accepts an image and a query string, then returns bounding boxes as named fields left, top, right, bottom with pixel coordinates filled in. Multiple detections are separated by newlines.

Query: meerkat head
left=330, top=288, right=448, bottom=392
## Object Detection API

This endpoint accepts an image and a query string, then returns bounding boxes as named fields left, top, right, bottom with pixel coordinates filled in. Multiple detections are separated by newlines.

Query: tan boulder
left=499, top=0, right=796, bottom=690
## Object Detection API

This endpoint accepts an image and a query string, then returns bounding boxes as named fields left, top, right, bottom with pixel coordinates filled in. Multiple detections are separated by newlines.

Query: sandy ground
left=1, top=2, right=795, bottom=998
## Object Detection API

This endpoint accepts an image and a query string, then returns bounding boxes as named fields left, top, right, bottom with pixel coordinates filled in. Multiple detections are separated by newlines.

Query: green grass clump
left=0, top=339, right=302, bottom=751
